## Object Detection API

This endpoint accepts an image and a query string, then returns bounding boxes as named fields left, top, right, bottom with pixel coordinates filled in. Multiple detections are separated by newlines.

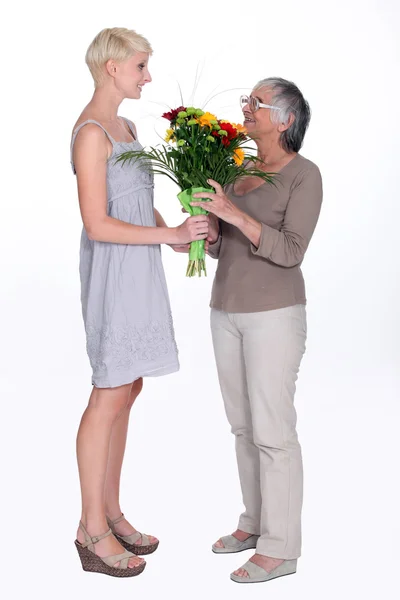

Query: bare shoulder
left=72, top=125, right=110, bottom=178
left=73, top=122, right=106, bottom=143
left=72, top=123, right=109, bottom=158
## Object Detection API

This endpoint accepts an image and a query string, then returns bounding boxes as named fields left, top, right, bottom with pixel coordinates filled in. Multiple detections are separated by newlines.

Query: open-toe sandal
left=75, top=521, right=146, bottom=577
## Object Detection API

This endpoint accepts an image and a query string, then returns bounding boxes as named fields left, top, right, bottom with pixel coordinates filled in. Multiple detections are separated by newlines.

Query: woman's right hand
left=175, top=215, right=209, bottom=244
left=181, top=207, right=219, bottom=244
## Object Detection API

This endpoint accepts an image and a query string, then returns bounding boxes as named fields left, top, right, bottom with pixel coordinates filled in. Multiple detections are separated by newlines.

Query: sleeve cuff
left=250, top=223, right=279, bottom=259
left=208, top=234, right=222, bottom=259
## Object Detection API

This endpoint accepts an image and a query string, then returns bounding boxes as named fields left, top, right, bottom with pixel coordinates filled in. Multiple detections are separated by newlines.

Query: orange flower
left=233, top=123, right=247, bottom=134
left=198, top=112, right=218, bottom=128
left=233, top=148, right=245, bottom=166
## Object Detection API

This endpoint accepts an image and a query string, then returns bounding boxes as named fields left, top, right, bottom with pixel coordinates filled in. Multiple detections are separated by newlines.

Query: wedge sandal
left=212, top=534, right=259, bottom=554
left=75, top=521, right=146, bottom=577
left=230, top=558, right=297, bottom=584
left=107, top=513, right=159, bottom=556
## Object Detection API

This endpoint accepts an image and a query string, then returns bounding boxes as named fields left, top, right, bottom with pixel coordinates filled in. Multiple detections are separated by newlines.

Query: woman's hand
left=191, top=179, right=243, bottom=227
left=174, top=209, right=218, bottom=253
left=175, top=215, right=209, bottom=244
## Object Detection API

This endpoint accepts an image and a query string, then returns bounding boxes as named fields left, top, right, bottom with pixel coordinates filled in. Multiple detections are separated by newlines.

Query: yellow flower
left=198, top=112, right=218, bottom=128
left=165, top=128, right=175, bottom=143
left=233, top=148, right=245, bottom=166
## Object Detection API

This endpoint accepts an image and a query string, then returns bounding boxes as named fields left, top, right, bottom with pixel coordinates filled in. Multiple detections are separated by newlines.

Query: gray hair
left=254, top=77, right=311, bottom=152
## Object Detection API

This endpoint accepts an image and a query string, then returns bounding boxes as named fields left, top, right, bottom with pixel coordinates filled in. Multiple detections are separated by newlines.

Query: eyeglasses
left=240, top=94, right=280, bottom=113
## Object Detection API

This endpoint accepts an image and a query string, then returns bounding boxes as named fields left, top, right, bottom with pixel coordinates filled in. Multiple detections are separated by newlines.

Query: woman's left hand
left=191, top=179, right=242, bottom=226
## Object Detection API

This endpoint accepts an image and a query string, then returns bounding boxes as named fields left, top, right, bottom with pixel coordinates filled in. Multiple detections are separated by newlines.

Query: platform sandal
left=75, top=521, right=146, bottom=577
left=107, top=513, right=159, bottom=556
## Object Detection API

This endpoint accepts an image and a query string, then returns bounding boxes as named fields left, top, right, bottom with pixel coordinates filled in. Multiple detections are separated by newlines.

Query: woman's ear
left=105, top=59, right=117, bottom=78
left=278, top=112, right=295, bottom=133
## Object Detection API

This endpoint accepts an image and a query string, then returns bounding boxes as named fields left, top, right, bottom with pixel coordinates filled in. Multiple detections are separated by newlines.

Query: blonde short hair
left=86, top=27, right=153, bottom=86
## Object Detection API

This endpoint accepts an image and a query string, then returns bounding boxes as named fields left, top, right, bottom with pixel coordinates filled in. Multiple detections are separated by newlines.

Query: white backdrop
left=1, top=0, right=399, bottom=598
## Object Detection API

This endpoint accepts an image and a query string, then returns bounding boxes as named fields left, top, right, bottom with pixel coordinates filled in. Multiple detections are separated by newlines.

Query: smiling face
left=108, top=52, right=152, bottom=99
left=242, top=87, right=280, bottom=139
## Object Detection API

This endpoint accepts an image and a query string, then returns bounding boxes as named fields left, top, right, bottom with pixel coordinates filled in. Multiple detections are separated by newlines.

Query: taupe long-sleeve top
left=208, top=154, right=323, bottom=313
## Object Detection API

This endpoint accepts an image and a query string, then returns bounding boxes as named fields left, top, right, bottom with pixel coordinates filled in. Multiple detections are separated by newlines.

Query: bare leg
left=104, top=378, right=142, bottom=518
left=76, top=383, right=144, bottom=569
left=104, top=378, right=157, bottom=545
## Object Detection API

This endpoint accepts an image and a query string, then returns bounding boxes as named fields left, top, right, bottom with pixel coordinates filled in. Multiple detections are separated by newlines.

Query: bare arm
left=235, top=214, right=262, bottom=248
left=73, top=125, right=208, bottom=245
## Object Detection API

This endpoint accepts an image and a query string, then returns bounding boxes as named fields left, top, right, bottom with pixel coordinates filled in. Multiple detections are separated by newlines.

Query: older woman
left=191, top=77, right=322, bottom=584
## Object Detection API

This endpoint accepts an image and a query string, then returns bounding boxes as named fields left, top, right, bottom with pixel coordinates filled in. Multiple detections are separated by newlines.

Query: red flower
left=162, top=106, right=187, bottom=122
left=211, top=121, right=238, bottom=147
left=220, top=121, right=238, bottom=140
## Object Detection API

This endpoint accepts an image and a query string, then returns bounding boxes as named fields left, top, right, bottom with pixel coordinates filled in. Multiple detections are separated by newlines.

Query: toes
left=214, top=539, right=224, bottom=548
left=148, top=535, right=158, bottom=545
left=233, top=568, right=249, bottom=578
left=138, top=534, right=158, bottom=546
left=129, top=557, right=144, bottom=568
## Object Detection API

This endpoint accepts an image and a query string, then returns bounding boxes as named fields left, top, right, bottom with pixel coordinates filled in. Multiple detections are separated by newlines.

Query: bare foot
left=233, top=554, right=284, bottom=578
left=108, top=514, right=158, bottom=547
left=76, top=525, right=144, bottom=569
left=213, top=529, right=254, bottom=549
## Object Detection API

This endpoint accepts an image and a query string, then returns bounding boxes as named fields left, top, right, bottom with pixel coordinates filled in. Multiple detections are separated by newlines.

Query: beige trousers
left=210, top=305, right=307, bottom=559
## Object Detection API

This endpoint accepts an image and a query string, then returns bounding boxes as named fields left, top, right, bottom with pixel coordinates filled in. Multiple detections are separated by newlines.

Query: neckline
left=113, top=139, right=140, bottom=145
left=107, top=139, right=140, bottom=162
left=72, top=118, right=137, bottom=145
left=232, top=153, right=301, bottom=197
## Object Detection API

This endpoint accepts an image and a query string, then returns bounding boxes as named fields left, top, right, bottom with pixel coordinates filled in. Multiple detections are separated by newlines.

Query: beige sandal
left=107, top=513, right=159, bottom=556
left=75, top=521, right=146, bottom=577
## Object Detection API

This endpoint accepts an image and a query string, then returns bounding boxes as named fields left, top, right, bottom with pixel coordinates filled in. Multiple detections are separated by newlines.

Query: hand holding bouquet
left=118, top=105, right=275, bottom=276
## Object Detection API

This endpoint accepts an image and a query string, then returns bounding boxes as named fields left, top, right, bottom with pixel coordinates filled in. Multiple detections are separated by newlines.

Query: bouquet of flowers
left=117, top=106, right=274, bottom=276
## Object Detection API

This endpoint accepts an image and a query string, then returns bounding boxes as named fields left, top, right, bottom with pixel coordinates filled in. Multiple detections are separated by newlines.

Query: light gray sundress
left=70, top=118, right=179, bottom=388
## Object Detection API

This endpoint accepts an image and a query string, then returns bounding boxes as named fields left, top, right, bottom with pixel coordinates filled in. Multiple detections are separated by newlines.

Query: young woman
left=70, top=27, right=209, bottom=577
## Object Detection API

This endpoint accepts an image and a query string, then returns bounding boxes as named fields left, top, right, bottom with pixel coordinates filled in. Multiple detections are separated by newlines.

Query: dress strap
left=70, top=120, right=116, bottom=174
left=121, top=117, right=137, bottom=141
